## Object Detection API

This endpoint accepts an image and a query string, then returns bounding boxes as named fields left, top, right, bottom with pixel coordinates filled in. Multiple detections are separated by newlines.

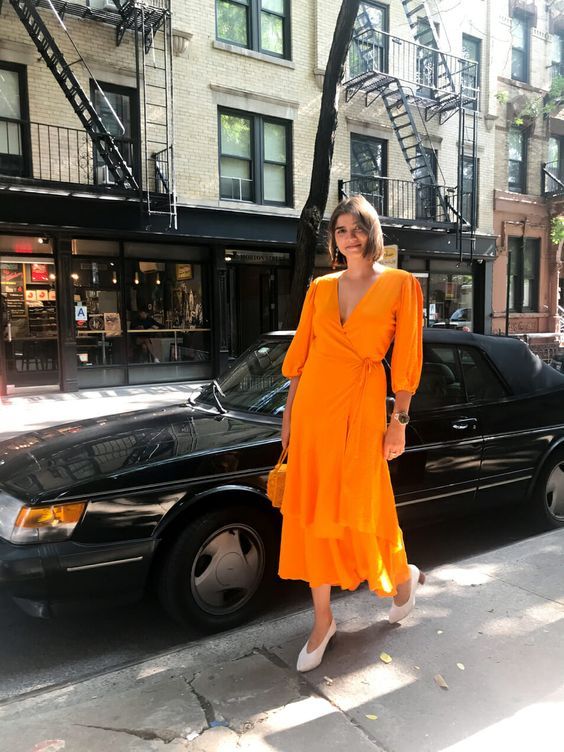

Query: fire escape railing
left=542, top=161, right=564, bottom=195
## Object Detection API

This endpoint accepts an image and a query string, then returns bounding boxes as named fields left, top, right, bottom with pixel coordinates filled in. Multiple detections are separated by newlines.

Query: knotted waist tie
left=348, top=356, right=384, bottom=460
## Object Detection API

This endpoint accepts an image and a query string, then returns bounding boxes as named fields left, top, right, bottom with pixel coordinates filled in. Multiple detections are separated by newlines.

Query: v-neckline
left=336, top=269, right=389, bottom=327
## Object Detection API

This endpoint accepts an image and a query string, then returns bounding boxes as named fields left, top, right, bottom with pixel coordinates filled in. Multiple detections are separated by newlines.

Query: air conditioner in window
left=96, top=164, right=131, bottom=186
left=87, top=0, right=118, bottom=11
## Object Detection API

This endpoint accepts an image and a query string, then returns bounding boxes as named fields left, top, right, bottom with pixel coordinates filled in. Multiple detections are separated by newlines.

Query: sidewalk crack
left=76, top=724, right=179, bottom=743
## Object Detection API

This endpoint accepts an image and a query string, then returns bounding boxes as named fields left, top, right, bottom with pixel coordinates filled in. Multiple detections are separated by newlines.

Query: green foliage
left=551, top=215, right=564, bottom=246
left=495, top=91, right=509, bottom=104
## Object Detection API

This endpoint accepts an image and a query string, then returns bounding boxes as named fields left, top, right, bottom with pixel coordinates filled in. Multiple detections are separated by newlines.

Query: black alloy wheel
left=158, top=505, right=279, bottom=632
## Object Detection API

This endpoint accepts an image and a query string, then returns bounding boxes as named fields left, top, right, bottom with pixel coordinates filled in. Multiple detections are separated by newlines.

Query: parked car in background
left=448, top=307, right=472, bottom=329
left=1, top=330, right=564, bottom=632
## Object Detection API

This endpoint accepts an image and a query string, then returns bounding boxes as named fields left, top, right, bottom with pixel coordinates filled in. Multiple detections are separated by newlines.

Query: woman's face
left=334, top=213, right=369, bottom=262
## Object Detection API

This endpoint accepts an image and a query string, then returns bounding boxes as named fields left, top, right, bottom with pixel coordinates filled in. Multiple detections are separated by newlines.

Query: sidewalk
left=0, top=383, right=202, bottom=441
left=1, top=528, right=563, bottom=752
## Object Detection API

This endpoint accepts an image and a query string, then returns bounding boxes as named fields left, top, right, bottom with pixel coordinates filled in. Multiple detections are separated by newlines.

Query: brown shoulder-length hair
left=328, top=195, right=384, bottom=267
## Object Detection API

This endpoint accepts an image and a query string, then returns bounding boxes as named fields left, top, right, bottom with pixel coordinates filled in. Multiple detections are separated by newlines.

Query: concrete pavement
left=1, top=528, right=563, bottom=752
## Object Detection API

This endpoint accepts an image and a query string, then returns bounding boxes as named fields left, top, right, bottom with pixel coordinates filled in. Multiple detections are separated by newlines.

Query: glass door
left=1, top=258, right=59, bottom=388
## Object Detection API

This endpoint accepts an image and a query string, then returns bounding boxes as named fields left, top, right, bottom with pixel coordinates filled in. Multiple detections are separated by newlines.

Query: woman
left=279, top=195, right=424, bottom=673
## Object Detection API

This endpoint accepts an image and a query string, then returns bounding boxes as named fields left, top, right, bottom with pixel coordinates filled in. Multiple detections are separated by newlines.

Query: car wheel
left=529, top=451, right=564, bottom=530
left=158, top=505, right=279, bottom=632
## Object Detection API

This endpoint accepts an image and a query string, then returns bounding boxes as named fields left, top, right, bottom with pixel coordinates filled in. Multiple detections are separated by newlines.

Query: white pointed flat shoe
left=296, top=619, right=337, bottom=673
left=388, top=565, right=426, bottom=624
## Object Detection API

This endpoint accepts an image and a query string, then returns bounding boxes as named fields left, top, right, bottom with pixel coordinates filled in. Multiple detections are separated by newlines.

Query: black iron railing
left=348, top=28, right=478, bottom=105
left=339, top=176, right=472, bottom=226
left=0, top=116, right=168, bottom=194
left=542, top=160, right=564, bottom=195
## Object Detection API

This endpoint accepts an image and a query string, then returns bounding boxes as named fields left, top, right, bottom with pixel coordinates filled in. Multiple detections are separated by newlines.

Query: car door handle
left=451, top=419, right=477, bottom=430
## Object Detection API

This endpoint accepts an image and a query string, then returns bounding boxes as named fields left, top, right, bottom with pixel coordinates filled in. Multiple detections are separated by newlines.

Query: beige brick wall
left=0, top=0, right=521, bottom=240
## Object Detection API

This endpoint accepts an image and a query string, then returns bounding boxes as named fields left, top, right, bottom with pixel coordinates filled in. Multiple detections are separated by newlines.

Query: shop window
left=0, top=63, right=30, bottom=178
left=72, top=258, right=124, bottom=368
left=91, top=82, right=140, bottom=186
left=508, top=128, right=527, bottom=194
left=508, top=237, right=539, bottom=313
left=428, top=266, right=473, bottom=331
left=126, top=260, right=210, bottom=365
left=349, top=2, right=388, bottom=78
left=216, top=0, right=290, bottom=59
left=219, top=109, right=292, bottom=205
left=1, top=258, right=58, bottom=384
left=511, top=12, right=529, bottom=82
left=462, top=35, right=480, bottom=111
left=350, top=133, right=387, bottom=215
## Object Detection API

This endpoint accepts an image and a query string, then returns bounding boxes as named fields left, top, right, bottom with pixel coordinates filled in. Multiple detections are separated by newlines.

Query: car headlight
left=0, top=492, right=86, bottom=544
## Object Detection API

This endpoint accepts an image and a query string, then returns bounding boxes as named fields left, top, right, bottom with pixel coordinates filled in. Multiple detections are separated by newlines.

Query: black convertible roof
left=267, top=329, right=564, bottom=396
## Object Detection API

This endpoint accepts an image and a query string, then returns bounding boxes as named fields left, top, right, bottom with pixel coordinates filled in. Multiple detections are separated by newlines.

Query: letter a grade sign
left=75, top=305, right=88, bottom=329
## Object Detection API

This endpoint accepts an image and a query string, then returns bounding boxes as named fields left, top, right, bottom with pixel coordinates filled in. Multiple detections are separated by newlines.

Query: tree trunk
left=282, top=0, right=361, bottom=328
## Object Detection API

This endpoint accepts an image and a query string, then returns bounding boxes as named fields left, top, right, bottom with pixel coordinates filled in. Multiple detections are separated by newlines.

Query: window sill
left=213, top=40, right=295, bottom=69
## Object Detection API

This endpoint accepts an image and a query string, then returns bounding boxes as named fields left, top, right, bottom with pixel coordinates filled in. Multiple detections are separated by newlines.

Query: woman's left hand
left=383, top=420, right=406, bottom=461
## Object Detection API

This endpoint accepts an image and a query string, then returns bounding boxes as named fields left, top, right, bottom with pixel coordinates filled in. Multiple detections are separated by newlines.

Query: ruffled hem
left=278, top=514, right=410, bottom=598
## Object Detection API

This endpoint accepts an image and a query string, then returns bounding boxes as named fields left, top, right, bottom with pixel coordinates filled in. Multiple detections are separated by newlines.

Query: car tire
left=158, top=505, right=279, bottom=632
left=528, top=450, right=564, bottom=530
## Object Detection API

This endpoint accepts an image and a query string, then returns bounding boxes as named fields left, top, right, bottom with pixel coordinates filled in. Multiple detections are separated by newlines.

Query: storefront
left=0, top=234, right=213, bottom=393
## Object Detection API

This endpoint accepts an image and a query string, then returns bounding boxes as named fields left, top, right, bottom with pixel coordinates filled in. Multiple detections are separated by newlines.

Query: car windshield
left=196, top=339, right=290, bottom=415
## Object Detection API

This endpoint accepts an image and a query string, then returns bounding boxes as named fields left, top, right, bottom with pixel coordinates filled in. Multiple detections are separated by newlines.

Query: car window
left=459, top=346, right=508, bottom=402
left=197, top=340, right=290, bottom=415
left=410, top=344, right=465, bottom=412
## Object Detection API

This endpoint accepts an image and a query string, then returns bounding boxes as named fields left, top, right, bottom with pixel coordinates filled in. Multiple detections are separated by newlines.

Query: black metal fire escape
left=345, top=0, right=478, bottom=256
left=8, top=0, right=138, bottom=190
left=7, top=0, right=177, bottom=228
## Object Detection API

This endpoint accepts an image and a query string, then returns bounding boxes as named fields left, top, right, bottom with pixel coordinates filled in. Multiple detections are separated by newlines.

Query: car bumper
left=0, top=537, right=157, bottom=617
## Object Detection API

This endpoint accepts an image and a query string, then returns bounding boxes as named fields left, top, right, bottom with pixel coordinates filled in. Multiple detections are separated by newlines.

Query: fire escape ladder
left=137, top=3, right=177, bottom=228
left=8, top=0, right=138, bottom=190
left=401, top=0, right=457, bottom=102
left=455, top=105, right=477, bottom=259
left=381, top=81, right=450, bottom=221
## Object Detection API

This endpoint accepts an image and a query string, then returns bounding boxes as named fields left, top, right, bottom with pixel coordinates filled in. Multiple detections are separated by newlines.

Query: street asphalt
left=0, top=528, right=562, bottom=751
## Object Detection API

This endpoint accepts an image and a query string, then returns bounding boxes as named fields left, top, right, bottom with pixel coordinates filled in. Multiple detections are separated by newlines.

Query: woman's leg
left=307, top=584, right=334, bottom=651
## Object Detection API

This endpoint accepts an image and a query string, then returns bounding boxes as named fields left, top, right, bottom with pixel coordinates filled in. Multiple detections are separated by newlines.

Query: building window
left=462, top=156, right=478, bottom=228
left=216, top=0, right=290, bottom=59
left=219, top=109, right=292, bottom=205
left=507, top=128, right=527, bottom=193
left=350, top=2, right=389, bottom=78
left=511, top=12, right=529, bottom=82
left=508, top=237, right=539, bottom=313
left=551, top=32, right=564, bottom=79
left=91, top=82, right=140, bottom=186
left=0, top=63, right=30, bottom=178
left=350, top=133, right=387, bottom=214
left=461, top=35, right=480, bottom=110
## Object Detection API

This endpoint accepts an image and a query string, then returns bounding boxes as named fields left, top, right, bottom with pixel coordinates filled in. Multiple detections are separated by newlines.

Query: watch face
left=395, top=412, right=410, bottom=425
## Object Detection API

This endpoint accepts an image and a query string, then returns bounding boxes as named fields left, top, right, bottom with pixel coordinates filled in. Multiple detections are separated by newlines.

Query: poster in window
left=176, top=264, right=193, bottom=281
left=25, top=289, right=37, bottom=302
left=36, top=289, right=49, bottom=302
left=1, top=263, right=23, bottom=287
left=89, top=313, right=105, bottom=331
left=31, top=263, right=49, bottom=282
left=104, top=312, right=121, bottom=337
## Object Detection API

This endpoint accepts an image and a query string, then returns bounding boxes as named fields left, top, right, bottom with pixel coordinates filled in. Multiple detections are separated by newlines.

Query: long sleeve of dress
left=282, top=279, right=317, bottom=378
left=391, top=273, right=423, bottom=394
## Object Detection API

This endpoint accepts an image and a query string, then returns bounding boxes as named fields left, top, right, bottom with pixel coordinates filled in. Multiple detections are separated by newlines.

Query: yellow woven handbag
left=267, top=448, right=289, bottom=509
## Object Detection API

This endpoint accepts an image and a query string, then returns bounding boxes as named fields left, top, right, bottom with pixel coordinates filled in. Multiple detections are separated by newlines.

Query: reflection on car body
left=1, top=330, right=564, bottom=632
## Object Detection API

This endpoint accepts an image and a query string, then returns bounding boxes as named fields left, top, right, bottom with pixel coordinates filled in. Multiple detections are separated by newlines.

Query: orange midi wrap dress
left=278, top=268, right=423, bottom=596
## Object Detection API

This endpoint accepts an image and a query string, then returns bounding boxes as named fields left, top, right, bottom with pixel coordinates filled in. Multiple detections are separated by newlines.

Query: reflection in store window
left=428, top=273, right=473, bottom=331
left=72, top=258, right=124, bottom=368
left=126, top=261, right=210, bottom=364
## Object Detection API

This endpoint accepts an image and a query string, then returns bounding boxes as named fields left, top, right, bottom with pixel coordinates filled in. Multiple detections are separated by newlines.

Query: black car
left=1, top=330, right=564, bottom=632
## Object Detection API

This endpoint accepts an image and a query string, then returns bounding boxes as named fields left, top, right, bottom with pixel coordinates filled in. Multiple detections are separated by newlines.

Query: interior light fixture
left=156, top=272, right=161, bottom=285
left=71, top=273, right=79, bottom=281
left=38, top=237, right=49, bottom=245
left=49, top=273, right=56, bottom=281
left=112, top=274, right=117, bottom=284
left=134, top=272, right=140, bottom=285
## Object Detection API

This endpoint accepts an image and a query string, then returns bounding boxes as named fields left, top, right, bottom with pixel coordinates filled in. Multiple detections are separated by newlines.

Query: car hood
left=0, top=402, right=280, bottom=503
